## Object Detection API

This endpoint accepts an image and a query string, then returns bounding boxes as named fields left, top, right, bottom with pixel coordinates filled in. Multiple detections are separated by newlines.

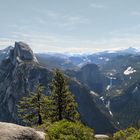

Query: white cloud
left=57, top=15, right=90, bottom=27
left=109, top=24, right=140, bottom=39
left=90, top=3, right=106, bottom=9
left=1, top=31, right=140, bottom=54
left=0, top=38, right=14, bottom=49
left=131, top=11, right=140, bottom=16
left=34, top=10, right=90, bottom=27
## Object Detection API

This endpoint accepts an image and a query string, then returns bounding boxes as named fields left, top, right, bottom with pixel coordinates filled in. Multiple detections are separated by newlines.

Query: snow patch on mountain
left=124, top=67, right=136, bottom=75
left=99, top=57, right=110, bottom=62
left=105, top=58, right=110, bottom=61
left=90, top=90, right=99, bottom=97
left=106, top=76, right=116, bottom=90
left=132, top=86, right=138, bottom=94
left=106, top=85, right=111, bottom=90
left=117, top=121, right=120, bottom=125
left=106, top=100, right=113, bottom=117
left=100, top=96, right=104, bottom=102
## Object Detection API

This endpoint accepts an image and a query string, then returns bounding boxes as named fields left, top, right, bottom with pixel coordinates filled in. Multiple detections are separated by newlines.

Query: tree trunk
left=38, top=114, right=42, bottom=125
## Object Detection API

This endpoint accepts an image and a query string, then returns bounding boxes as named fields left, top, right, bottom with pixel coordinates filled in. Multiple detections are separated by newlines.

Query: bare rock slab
left=0, top=122, right=45, bottom=140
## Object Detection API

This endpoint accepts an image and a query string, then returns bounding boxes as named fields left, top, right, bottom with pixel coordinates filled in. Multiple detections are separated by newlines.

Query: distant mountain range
left=116, top=47, right=139, bottom=54
left=35, top=47, right=140, bottom=70
left=1, top=46, right=139, bottom=70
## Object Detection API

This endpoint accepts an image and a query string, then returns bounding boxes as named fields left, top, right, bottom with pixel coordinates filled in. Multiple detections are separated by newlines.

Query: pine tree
left=17, top=84, right=49, bottom=126
left=49, top=69, right=79, bottom=122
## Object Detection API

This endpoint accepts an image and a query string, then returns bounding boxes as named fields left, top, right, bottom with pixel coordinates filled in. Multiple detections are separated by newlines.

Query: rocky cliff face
left=108, top=81, right=140, bottom=129
left=10, top=42, right=38, bottom=64
left=0, top=42, right=51, bottom=122
left=65, top=64, right=103, bottom=94
left=0, top=42, right=115, bottom=133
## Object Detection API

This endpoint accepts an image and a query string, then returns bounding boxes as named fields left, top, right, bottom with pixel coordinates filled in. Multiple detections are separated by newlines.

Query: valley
left=0, top=43, right=140, bottom=135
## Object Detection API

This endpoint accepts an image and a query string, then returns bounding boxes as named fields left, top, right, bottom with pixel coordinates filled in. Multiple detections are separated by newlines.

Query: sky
left=0, top=0, right=140, bottom=53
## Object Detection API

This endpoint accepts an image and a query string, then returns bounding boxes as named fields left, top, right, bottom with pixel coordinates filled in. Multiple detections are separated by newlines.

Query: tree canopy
left=17, top=84, right=48, bottom=126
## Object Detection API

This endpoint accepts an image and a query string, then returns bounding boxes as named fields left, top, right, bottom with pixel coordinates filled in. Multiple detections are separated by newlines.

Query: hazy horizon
left=0, top=0, right=140, bottom=53
left=2, top=42, right=140, bottom=55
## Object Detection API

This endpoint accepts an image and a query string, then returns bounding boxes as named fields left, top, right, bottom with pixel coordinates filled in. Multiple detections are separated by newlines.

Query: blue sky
left=0, top=0, right=140, bottom=53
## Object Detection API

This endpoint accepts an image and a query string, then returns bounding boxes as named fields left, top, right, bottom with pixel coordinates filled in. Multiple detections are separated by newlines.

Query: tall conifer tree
left=49, top=69, right=79, bottom=122
left=17, top=84, right=48, bottom=126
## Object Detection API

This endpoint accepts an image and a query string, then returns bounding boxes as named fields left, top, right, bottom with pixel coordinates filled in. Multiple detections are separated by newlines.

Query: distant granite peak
left=12, top=41, right=38, bottom=64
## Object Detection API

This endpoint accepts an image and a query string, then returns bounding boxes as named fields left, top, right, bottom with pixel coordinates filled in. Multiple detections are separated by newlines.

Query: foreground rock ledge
left=0, top=122, right=45, bottom=140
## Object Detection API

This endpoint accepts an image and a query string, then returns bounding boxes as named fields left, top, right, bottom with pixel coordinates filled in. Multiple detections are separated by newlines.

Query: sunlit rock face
left=10, top=42, right=38, bottom=64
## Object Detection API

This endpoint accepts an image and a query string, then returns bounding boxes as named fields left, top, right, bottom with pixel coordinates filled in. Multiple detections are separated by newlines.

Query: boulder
left=0, top=122, right=45, bottom=140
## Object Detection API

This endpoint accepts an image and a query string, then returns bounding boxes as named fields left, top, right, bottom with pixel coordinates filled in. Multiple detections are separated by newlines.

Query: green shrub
left=127, top=130, right=140, bottom=140
left=113, top=127, right=139, bottom=140
left=125, top=127, right=137, bottom=138
left=46, top=120, right=95, bottom=140
left=113, top=130, right=126, bottom=140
